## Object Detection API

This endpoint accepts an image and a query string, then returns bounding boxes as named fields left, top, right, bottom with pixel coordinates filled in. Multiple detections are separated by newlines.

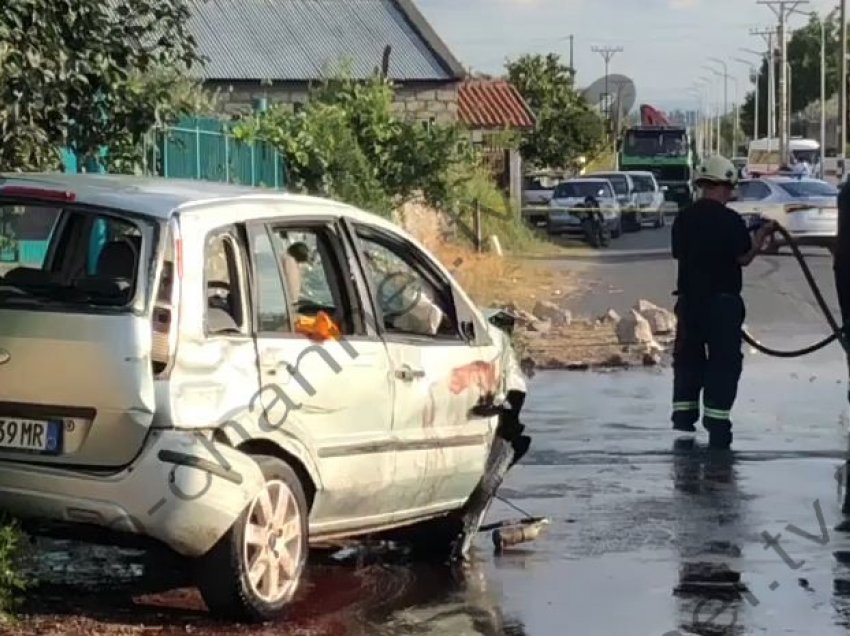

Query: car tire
left=195, top=456, right=309, bottom=622
left=611, top=219, right=622, bottom=239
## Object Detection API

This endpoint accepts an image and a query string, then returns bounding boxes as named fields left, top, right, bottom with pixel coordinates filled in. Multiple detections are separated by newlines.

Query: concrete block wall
left=205, top=80, right=460, bottom=124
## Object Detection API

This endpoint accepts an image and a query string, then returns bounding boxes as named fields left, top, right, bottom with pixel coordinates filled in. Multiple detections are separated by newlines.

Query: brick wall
left=206, top=80, right=460, bottom=124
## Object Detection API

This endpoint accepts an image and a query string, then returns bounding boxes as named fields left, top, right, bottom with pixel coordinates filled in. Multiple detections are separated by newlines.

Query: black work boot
left=672, top=412, right=698, bottom=433
left=703, top=417, right=733, bottom=450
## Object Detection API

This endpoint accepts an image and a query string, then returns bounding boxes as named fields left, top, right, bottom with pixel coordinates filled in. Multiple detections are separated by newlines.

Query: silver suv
left=0, top=174, right=527, bottom=621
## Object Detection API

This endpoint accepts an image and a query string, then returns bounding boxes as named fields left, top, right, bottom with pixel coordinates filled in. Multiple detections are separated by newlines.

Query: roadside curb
left=525, top=248, right=671, bottom=262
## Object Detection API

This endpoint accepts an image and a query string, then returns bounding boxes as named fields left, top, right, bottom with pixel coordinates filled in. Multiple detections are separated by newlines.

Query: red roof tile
left=458, top=80, right=536, bottom=130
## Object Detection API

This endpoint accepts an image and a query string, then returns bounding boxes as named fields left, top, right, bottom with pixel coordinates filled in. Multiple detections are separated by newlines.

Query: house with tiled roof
left=186, top=0, right=467, bottom=122
left=457, top=79, right=537, bottom=208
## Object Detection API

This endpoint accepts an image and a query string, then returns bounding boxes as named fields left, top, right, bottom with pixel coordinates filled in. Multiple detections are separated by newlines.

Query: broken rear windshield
left=0, top=203, right=148, bottom=310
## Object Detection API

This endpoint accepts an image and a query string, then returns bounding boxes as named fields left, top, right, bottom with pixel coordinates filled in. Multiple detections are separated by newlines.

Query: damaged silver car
left=0, top=174, right=530, bottom=621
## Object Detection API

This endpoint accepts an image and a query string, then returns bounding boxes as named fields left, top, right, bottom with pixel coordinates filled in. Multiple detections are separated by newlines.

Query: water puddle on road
left=14, top=360, right=850, bottom=635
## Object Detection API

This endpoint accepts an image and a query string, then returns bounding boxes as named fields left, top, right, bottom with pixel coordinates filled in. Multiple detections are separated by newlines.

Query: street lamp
left=699, top=75, right=720, bottom=154
left=704, top=66, right=733, bottom=155
left=708, top=57, right=730, bottom=129
left=734, top=57, right=759, bottom=142
left=789, top=8, right=825, bottom=175
left=741, top=46, right=775, bottom=142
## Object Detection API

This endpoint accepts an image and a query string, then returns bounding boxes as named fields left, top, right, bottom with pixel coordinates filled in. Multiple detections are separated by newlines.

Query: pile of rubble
left=507, top=299, right=678, bottom=372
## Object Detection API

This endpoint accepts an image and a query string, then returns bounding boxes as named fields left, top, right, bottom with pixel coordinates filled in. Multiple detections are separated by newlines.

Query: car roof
left=567, top=177, right=609, bottom=184
left=0, top=173, right=376, bottom=223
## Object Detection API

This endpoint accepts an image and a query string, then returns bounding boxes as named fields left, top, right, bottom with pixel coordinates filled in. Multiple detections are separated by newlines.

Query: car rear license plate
left=0, top=417, right=61, bottom=454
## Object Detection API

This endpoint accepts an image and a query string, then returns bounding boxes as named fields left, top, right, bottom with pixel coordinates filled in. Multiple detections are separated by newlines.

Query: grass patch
left=432, top=242, right=576, bottom=311
left=0, top=516, right=29, bottom=624
left=450, top=165, right=553, bottom=254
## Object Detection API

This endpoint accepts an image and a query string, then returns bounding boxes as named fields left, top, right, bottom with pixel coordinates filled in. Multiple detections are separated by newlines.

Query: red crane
left=639, top=104, right=672, bottom=127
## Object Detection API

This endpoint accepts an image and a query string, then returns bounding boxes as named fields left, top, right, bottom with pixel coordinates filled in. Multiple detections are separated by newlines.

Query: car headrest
left=97, top=240, right=137, bottom=280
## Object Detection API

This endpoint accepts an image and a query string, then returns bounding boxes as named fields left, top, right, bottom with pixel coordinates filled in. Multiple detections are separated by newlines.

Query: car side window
left=269, top=225, right=356, bottom=336
left=249, top=227, right=292, bottom=334
left=204, top=229, right=246, bottom=336
left=736, top=181, right=771, bottom=201
left=354, top=225, right=460, bottom=340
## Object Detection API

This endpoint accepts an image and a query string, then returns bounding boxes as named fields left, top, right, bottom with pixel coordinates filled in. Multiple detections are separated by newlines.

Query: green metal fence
left=144, top=117, right=287, bottom=189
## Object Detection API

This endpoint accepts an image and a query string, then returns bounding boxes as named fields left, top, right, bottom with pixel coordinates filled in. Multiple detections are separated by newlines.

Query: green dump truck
left=617, top=113, right=696, bottom=211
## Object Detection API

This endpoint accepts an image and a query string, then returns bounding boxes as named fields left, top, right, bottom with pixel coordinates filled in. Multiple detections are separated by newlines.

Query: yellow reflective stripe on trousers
left=673, top=401, right=699, bottom=412
left=704, top=406, right=731, bottom=420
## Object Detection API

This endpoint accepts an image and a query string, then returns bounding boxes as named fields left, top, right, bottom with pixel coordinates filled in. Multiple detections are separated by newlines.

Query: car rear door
left=343, top=219, right=499, bottom=518
left=0, top=194, right=159, bottom=468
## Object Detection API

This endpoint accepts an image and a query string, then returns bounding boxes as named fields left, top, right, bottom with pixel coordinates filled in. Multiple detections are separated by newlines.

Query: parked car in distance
left=624, top=171, right=667, bottom=228
left=521, top=171, right=568, bottom=227
left=729, top=176, right=838, bottom=252
left=548, top=178, right=622, bottom=239
left=0, top=174, right=526, bottom=621
left=581, top=171, right=640, bottom=232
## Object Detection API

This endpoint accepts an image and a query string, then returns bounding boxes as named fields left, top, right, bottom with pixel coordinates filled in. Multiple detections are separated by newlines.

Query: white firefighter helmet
left=694, top=155, right=738, bottom=187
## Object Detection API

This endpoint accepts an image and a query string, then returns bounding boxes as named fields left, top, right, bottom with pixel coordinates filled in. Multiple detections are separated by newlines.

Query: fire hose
left=741, top=221, right=849, bottom=358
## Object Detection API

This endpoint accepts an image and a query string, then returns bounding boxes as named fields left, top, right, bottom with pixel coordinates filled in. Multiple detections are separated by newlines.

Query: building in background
left=457, top=79, right=537, bottom=209
left=186, top=0, right=466, bottom=123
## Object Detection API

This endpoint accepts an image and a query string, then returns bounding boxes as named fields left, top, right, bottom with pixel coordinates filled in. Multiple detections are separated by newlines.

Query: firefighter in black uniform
left=671, top=155, right=776, bottom=449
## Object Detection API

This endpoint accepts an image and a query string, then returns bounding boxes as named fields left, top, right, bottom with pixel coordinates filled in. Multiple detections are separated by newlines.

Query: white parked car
left=0, top=174, right=529, bottom=621
left=548, top=178, right=622, bottom=239
left=729, top=176, right=838, bottom=252
left=624, top=171, right=666, bottom=228
left=582, top=171, right=640, bottom=232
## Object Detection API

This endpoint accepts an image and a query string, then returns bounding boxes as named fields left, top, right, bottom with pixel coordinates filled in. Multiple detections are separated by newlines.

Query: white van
left=746, top=137, right=821, bottom=177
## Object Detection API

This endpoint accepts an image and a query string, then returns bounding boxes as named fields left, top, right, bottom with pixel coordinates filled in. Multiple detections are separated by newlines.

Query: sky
left=417, top=0, right=838, bottom=113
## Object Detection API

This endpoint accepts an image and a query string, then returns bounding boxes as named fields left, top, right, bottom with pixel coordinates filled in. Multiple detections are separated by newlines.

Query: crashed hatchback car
left=0, top=174, right=529, bottom=621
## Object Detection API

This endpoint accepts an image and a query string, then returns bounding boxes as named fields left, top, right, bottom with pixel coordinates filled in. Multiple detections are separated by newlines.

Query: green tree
left=740, top=12, right=839, bottom=139
left=505, top=53, right=606, bottom=170
left=0, top=0, right=204, bottom=171
left=234, top=72, right=478, bottom=215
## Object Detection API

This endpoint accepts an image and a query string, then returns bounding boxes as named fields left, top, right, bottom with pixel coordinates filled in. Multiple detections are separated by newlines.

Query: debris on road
left=615, top=310, right=656, bottom=346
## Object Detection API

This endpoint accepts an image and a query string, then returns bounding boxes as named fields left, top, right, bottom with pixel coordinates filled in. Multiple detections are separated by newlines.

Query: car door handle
left=395, top=365, right=425, bottom=382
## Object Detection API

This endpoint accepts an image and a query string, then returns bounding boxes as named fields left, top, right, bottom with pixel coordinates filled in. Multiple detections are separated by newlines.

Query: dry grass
left=431, top=243, right=577, bottom=311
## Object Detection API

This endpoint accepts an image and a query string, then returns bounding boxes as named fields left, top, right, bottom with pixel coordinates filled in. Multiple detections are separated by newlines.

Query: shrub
left=0, top=517, right=29, bottom=622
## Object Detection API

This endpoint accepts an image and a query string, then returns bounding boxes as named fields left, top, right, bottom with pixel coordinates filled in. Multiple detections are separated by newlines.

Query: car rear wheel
left=196, top=456, right=308, bottom=622
left=611, top=219, right=622, bottom=239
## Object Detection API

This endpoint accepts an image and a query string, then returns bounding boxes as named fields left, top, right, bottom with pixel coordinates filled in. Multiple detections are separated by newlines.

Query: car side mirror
left=661, top=185, right=669, bottom=192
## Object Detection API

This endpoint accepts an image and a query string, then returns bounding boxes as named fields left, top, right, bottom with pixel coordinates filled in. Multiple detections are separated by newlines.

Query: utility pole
left=750, top=28, right=778, bottom=148
left=757, top=1, right=808, bottom=168
left=569, top=35, right=575, bottom=74
left=734, top=57, right=759, bottom=142
left=591, top=45, right=623, bottom=126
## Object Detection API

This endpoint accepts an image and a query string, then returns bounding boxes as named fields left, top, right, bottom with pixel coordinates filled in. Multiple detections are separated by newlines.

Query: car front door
left=344, top=220, right=500, bottom=520
left=245, top=217, right=397, bottom=531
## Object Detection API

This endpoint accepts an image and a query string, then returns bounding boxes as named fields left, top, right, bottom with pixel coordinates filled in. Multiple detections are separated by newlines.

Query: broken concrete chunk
left=527, top=319, right=552, bottom=334
left=616, top=310, right=656, bottom=345
left=600, top=309, right=621, bottom=323
left=634, top=299, right=677, bottom=335
left=533, top=300, right=572, bottom=327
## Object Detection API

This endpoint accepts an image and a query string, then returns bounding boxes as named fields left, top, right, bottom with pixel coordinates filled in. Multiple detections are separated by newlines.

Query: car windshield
left=0, top=203, right=149, bottom=310
left=594, top=175, right=628, bottom=195
left=631, top=175, right=655, bottom=192
left=554, top=181, right=610, bottom=199
left=777, top=180, right=837, bottom=198
left=623, top=130, right=688, bottom=157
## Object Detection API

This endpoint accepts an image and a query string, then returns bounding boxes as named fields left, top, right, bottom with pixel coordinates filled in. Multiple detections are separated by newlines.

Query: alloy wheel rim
left=242, top=479, right=303, bottom=603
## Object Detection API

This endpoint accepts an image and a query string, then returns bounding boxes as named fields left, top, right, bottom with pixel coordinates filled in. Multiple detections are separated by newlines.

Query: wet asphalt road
left=18, top=220, right=850, bottom=635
